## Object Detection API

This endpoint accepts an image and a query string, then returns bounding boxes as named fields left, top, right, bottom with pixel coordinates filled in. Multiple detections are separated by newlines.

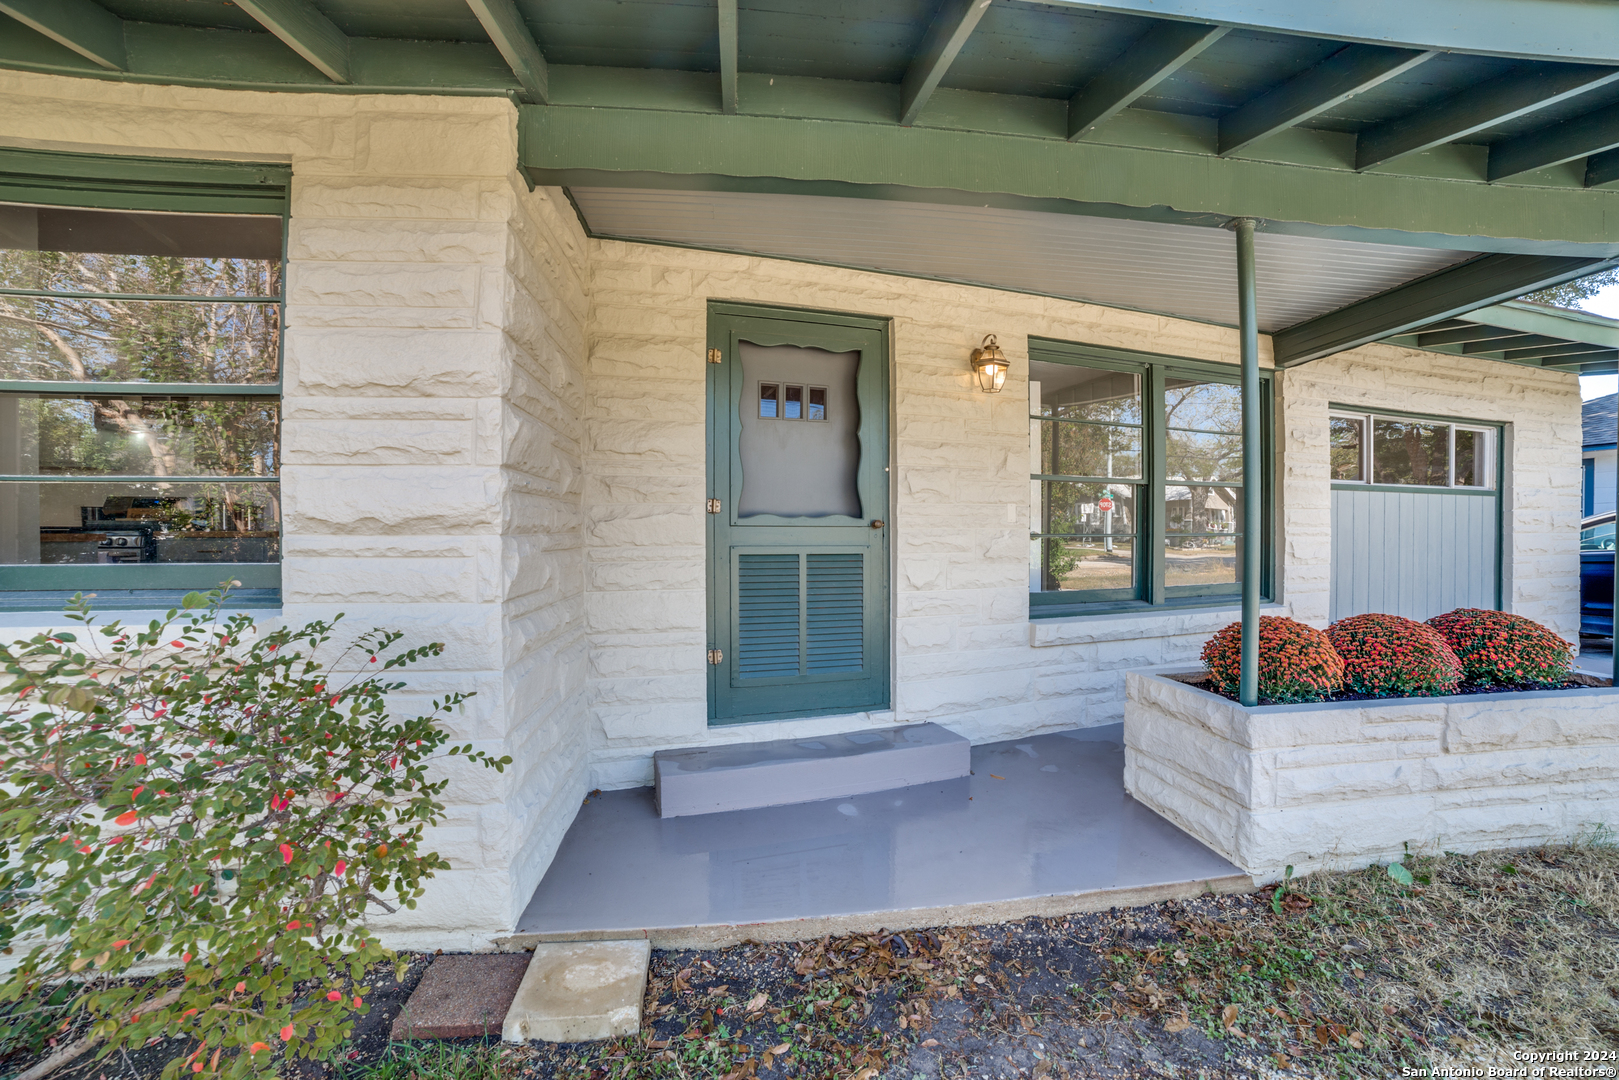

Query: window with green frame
left=0, top=149, right=289, bottom=607
left=1028, top=339, right=1271, bottom=617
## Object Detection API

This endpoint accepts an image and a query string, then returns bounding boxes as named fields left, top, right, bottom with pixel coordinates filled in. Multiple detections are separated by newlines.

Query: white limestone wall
left=583, top=243, right=1586, bottom=788
left=0, top=74, right=592, bottom=948
left=1278, top=346, right=1584, bottom=642
left=1124, top=669, right=1619, bottom=879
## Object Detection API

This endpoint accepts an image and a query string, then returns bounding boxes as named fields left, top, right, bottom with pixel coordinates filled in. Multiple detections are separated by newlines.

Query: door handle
left=870, top=519, right=885, bottom=529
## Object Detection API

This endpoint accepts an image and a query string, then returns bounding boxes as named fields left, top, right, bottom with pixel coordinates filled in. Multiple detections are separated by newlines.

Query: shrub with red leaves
left=1201, top=616, right=1344, bottom=704
left=1327, top=613, right=1462, bottom=698
left=1425, top=608, right=1573, bottom=688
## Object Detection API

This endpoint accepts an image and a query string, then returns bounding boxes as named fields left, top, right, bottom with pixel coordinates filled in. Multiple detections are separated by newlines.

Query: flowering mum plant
left=1201, top=616, right=1345, bottom=704
left=1326, top=613, right=1463, bottom=698
left=1425, top=608, right=1574, bottom=688
left=0, top=587, right=509, bottom=1080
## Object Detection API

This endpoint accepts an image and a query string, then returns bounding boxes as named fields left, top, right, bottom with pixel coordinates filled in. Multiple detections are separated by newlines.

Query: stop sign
left=1098, top=497, right=1115, bottom=512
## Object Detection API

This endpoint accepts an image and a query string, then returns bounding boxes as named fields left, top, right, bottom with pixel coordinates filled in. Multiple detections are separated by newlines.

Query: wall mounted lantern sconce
left=970, top=334, right=1008, bottom=393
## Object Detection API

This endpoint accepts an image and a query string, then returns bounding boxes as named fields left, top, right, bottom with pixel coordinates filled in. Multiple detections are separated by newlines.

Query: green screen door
left=706, top=303, right=890, bottom=724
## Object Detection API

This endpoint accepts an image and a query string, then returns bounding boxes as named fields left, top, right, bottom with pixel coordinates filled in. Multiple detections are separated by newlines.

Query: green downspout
left=1235, top=218, right=1261, bottom=707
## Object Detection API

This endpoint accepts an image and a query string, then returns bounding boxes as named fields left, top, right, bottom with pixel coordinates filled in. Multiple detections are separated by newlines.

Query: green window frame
left=0, top=149, right=290, bottom=610
left=1029, top=338, right=1273, bottom=619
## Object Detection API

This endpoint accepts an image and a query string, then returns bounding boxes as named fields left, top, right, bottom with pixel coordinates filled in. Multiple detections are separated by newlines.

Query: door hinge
left=706, top=348, right=722, bottom=364
left=707, top=648, right=723, bottom=665
left=706, top=498, right=722, bottom=514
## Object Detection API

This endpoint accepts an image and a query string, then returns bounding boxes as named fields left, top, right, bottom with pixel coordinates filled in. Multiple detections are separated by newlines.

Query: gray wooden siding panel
left=1330, top=489, right=1498, bottom=623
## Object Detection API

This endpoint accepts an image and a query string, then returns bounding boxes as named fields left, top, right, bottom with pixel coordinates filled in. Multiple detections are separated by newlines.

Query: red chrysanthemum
left=1201, top=616, right=1345, bottom=704
left=1425, top=608, right=1573, bottom=688
left=1327, top=613, right=1462, bottom=698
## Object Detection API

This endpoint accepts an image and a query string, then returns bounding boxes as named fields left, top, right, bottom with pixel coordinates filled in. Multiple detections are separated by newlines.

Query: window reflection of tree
left=1165, top=382, right=1242, bottom=546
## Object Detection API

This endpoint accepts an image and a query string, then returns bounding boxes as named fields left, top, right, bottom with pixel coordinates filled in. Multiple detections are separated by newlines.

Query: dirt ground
left=10, top=844, right=1618, bottom=1080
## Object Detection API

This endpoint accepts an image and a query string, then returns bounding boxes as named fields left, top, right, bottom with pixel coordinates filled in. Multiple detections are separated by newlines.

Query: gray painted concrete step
left=653, top=722, right=970, bottom=818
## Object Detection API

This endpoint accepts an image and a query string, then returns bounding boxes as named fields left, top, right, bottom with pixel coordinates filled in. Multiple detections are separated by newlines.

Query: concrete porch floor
left=508, top=726, right=1252, bottom=949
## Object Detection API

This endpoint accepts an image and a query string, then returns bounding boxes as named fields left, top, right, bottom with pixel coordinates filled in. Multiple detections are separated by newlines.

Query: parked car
left=1581, top=512, right=1615, bottom=638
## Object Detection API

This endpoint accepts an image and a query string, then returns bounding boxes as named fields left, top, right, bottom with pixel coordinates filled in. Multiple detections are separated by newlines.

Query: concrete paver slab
left=502, top=940, right=651, bottom=1044
left=389, top=953, right=530, bottom=1040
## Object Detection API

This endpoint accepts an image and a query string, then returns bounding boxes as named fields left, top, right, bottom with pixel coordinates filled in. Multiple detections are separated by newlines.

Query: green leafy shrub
left=1425, top=608, right=1574, bottom=688
left=1326, top=613, right=1463, bottom=698
left=1201, top=616, right=1345, bottom=704
left=0, top=587, right=509, bottom=1079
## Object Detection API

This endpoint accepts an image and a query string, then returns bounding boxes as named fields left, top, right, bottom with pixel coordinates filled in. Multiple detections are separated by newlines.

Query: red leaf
left=279, top=1025, right=295, bottom=1041
left=279, top=843, right=295, bottom=865
left=115, top=811, right=138, bottom=826
left=326, top=991, right=342, bottom=1002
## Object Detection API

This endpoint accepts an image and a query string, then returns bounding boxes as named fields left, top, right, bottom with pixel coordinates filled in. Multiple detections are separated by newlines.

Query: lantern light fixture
left=970, top=334, right=1008, bottom=393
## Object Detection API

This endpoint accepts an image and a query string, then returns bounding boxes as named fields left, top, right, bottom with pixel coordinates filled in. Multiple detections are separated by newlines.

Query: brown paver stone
left=390, top=952, right=531, bottom=1040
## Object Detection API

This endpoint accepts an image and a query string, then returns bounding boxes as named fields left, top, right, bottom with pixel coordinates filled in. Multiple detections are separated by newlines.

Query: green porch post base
left=1235, top=217, right=1262, bottom=707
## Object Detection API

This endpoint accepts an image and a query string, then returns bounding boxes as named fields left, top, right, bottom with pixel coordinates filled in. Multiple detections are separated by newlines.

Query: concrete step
left=653, top=722, right=970, bottom=818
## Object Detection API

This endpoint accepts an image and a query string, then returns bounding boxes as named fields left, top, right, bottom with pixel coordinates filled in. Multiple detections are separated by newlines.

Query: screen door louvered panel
left=735, top=552, right=867, bottom=680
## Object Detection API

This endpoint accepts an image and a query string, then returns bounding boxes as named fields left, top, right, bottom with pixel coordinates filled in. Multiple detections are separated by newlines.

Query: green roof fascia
left=1454, top=300, right=1619, bottom=348
left=1044, top=1, right=1619, bottom=65
left=518, top=103, right=1619, bottom=256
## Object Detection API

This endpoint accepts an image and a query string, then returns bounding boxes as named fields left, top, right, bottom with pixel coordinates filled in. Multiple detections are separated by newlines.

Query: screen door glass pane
left=737, top=342, right=861, bottom=518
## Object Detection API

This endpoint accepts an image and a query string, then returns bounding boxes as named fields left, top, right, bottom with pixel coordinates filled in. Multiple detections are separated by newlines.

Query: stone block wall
left=1123, top=670, right=1619, bottom=879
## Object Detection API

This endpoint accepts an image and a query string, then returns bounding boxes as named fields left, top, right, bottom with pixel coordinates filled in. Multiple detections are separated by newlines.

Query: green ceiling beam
left=232, top=0, right=350, bottom=83
left=900, top=0, right=993, bottom=127
left=1067, top=21, right=1228, bottom=141
left=1415, top=325, right=1526, bottom=348
left=1489, top=101, right=1619, bottom=182
left=1218, top=45, right=1432, bottom=157
left=1588, top=147, right=1619, bottom=188
left=1456, top=300, right=1619, bottom=346
left=1043, top=1, right=1619, bottom=65
left=465, top=0, right=547, bottom=103
left=1505, top=342, right=1617, bottom=361
left=1271, top=253, right=1616, bottom=366
left=519, top=105, right=1619, bottom=254
left=1462, top=332, right=1564, bottom=354
left=717, top=0, right=737, bottom=115
left=0, top=0, right=124, bottom=70
left=1575, top=361, right=1619, bottom=374
left=1355, top=64, right=1619, bottom=171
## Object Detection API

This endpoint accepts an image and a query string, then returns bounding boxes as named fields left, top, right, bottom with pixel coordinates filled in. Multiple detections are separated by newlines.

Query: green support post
left=1235, top=217, right=1262, bottom=706
left=1613, top=403, right=1618, bottom=687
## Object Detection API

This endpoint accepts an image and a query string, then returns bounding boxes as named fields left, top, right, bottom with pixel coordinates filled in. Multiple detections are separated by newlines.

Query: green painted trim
left=899, top=0, right=991, bottom=127
left=231, top=0, right=351, bottom=83
left=1041, top=1, right=1619, bottom=65
left=1028, top=337, right=1276, bottom=382
left=1326, top=401, right=1507, bottom=429
left=0, top=588, right=281, bottom=613
left=1489, top=101, right=1619, bottom=183
left=1274, top=253, right=1617, bottom=365
left=0, top=564, right=280, bottom=590
left=0, top=381, right=281, bottom=396
left=1067, top=22, right=1228, bottom=141
left=1030, top=594, right=1248, bottom=620
left=1354, top=65, right=1619, bottom=171
left=0, top=147, right=289, bottom=214
left=717, top=0, right=737, bottom=115
left=1331, top=483, right=1498, bottom=496
left=465, top=0, right=548, bottom=103
left=0, top=0, right=126, bottom=70
left=1456, top=301, right=1619, bottom=347
left=521, top=106, right=1619, bottom=254
left=1218, top=45, right=1434, bottom=158
left=1030, top=585, right=1138, bottom=607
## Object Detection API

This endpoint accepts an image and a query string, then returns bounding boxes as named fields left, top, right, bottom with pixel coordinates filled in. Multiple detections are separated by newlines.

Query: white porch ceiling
left=567, top=188, right=1479, bottom=334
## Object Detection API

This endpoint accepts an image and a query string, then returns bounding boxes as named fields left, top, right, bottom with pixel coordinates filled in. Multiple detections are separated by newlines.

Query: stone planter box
left=1123, top=668, right=1619, bottom=882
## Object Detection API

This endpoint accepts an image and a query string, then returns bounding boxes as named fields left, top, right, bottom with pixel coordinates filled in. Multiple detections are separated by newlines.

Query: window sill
left=0, top=589, right=281, bottom=616
left=1029, top=601, right=1291, bottom=648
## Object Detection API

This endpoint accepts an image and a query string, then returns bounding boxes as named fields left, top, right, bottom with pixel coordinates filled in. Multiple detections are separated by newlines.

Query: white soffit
left=567, top=188, right=1478, bottom=333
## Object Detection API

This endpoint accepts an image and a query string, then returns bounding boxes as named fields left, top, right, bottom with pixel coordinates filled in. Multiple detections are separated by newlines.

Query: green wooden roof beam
left=0, top=0, right=124, bottom=70
left=1044, top=1, right=1619, bottom=65
left=900, top=0, right=993, bottom=127
left=1218, top=44, right=1433, bottom=157
left=1507, top=342, right=1618, bottom=361
left=1067, top=21, right=1228, bottom=142
left=1462, top=332, right=1565, bottom=355
left=232, top=0, right=350, bottom=83
left=465, top=0, right=547, bottom=103
left=1456, top=300, right=1619, bottom=346
left=1577, top=361, right=1619, bottom=374
left=717, top=0, right=737, bottom=115
left=1489, top=100, right=1619, bottom=182
left=1415, top=324, right=1527, bottom=348
left=1271, top=253, right=1616, bottom=366
left=1588, top=147, right=1619, bottom=188
left=1355, top=64, right=1619, bottom=171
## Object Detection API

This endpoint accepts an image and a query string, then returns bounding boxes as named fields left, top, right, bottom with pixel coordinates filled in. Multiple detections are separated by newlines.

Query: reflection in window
left=1330, top=416, right=1364, bottom=481
left=1373, top=420, right=1448, bottom=486
left=807, top=386, right=826, bottom=421
left=759, top=382, right=779, bottom=418
left=1454, top=428, right=1487, bottom=487
left=783, top=384, right=803, bottom=420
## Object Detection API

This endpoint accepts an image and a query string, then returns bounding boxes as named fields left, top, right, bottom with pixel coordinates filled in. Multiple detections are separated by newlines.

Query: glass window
left=1330, top=416, right=1364, bottom=481
left=1373, top=419, right=1449, bottom=486
left=1453, top=427, right=1489, bottom=487
left=0, top=202, right=283, bottom=583
left=1030, top=353, right=1264, bottom=608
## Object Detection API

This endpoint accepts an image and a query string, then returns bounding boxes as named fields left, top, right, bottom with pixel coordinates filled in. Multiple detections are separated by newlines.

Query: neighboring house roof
left=1586, top=394, right=1618, bottom=453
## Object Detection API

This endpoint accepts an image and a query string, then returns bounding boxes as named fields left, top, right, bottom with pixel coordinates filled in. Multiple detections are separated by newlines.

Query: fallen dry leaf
left=1164, top=1011, right=1191, bottom=1033
left=768, top=1043, right=790, bottom=1056
left=746, top=991, right=767, bottom=1012
left=990, top=774, right=1006, bottom=779
left=921, top=1039, right=939, bottom=1048
left=1221, top=1004, right=1239, bottom=1029
left=1348, top=1031, right=1366, bottom=1049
